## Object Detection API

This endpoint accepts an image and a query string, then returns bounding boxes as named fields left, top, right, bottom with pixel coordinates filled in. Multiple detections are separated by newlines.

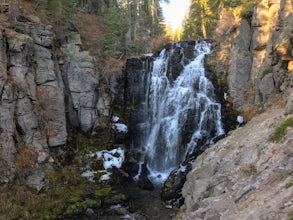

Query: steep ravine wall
left=0, top=21, right=110, bottom=189
left=207, top=0, right=293, bottom=116
left=182, top=0, right=293, bottom=219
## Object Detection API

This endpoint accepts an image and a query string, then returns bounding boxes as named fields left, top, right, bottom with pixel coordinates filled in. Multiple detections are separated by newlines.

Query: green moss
left=270, top=117, right=293, bottom=143
left=95, top=187, right=112, bottom=197
left=65, top=199, right=101, bottom=216
left=285, top=182, right=293, bottom=189
left=0, top=128, right=120, bottom=219
left=238, top=0, right=259, bottom=18
left=243, top=164, right=257, bottom=176
left=11, top=21, right=26, bottom=33
left=289, top=211, right=293, bottom=220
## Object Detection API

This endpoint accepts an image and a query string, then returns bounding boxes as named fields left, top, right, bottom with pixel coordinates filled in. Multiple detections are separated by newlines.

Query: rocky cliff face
left=182, top=0, right=293, bottom=219
left=0, top=20, right=109, bottom=189
left=182, top=109, right=293, bottom=220
left=207, top=0, right=293, bottom=115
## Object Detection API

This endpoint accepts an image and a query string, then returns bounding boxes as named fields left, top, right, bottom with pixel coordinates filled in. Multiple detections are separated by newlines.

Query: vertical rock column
left=61, top=33, right=99, bottom=133
left=0, top=27, right=15, bottom=184
left=26, top=24, right=68, bottom=147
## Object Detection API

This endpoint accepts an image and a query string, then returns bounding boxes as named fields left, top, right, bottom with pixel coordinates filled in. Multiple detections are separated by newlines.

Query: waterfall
left=134, top=41, right=224, bottom=185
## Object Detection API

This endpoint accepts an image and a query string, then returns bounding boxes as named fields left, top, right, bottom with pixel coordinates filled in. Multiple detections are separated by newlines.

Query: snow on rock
left=82, top=147, right=125, bottom=182
left=237, top=115, right=244, bottom=124
left=112, top=123, right=128, bottom=133
left=112, top=116, right=120, bottom=122
left=81, top=170, right=95, bottom=182
left=98, top=148, right=125, bottom=169
left=144, top=53, right=153, bottom=57
left=99, top=170, right=112, bottom=181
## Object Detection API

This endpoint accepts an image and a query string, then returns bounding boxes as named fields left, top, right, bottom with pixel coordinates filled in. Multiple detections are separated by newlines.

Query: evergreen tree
left=182, top=0, right=216, bottom=39
left=182, top=0, right=258, bottom=40
left=32, top=0, right=77, bottom=41
left=103, top=0, right=128, bottom=57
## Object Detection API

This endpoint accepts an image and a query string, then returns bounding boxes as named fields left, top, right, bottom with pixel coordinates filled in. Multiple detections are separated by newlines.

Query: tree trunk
left=200, top=1, right=207, bottom=38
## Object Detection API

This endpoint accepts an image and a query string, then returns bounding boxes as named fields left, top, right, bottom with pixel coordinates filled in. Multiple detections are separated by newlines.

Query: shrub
left=270, top=117, right=293, bottom=143
left=243, top=164, right=257, bottom=176
left=285, top=182, right=293, bottom=189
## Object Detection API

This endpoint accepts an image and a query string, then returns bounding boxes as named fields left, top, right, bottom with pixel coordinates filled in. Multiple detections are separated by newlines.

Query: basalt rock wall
left=182, top=1, right=293, bottom=219
left=207, top=0, right=293, bottom=116
left=0, top=21, right=110, bottom=189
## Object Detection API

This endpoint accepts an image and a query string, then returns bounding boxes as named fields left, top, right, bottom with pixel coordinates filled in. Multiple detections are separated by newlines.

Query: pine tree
left=103, top=1, right=128, bottom=57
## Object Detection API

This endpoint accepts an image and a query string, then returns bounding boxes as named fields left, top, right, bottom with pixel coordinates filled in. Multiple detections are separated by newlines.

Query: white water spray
left=136, top=41, right=224, bottom=184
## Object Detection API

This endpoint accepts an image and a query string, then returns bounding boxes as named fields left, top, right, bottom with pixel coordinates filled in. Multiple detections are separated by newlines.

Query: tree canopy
left=182, top=0, right=259, bottom=40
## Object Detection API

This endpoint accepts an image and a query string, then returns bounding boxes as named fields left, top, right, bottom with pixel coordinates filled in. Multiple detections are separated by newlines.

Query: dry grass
left=243, top=108, right=258, bottom=122
left=33, top=87, right=60, bottom=139
left=14, top=146, right=37, bottom=169
left=102, top=57, right=124, bottom=78
left=0, top=14, right=9, bottom=27
left=75, top=11, right=105, bottom=55
left=19, top=0, right=38, bottom=16
left=76, top=11, right=105, bottom=39
left=150, top=35, right=172, bottom=53
left=277, top=97, right=286, bottom=108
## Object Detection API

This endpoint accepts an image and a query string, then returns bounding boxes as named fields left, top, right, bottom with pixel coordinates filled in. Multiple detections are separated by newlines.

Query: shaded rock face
left=207, top=0, right=293, bottom=114
left=0, top=24, right=105, bottom=189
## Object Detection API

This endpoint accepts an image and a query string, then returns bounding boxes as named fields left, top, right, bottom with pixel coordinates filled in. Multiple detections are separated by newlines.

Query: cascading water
left=134, top=41, right=224, bottom=185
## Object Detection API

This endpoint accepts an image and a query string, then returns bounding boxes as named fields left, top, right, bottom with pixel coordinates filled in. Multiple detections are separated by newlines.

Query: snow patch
left=237, top=115, right=244, bottom=124
left=81, top=170, right=95, bottom=182
left=112, top=123, right=128, bottom=133
left=112, top=116, right=120, bottom=122
left=95, top=147, right=125, bottom=169
left=82, top=147, right=125, bottom=182
left=144, top=53, right=153, bottom=57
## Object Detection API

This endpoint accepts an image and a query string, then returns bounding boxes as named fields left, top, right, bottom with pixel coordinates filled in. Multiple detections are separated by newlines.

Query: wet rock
left=160, top=167, right=187, bottom=206
left=161, top=144, right=210, bottom=207
left=137, top=162, right=154, bottom=190
left=85, top=208, right=98, bottom=219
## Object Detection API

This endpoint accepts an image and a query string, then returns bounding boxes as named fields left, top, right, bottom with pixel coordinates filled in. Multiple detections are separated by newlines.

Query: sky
left=161, top=0, right=190, bottom=31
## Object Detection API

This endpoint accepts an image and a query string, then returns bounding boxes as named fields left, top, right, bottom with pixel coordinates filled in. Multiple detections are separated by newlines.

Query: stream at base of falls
left=106, top=183, right=178, bottom=220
